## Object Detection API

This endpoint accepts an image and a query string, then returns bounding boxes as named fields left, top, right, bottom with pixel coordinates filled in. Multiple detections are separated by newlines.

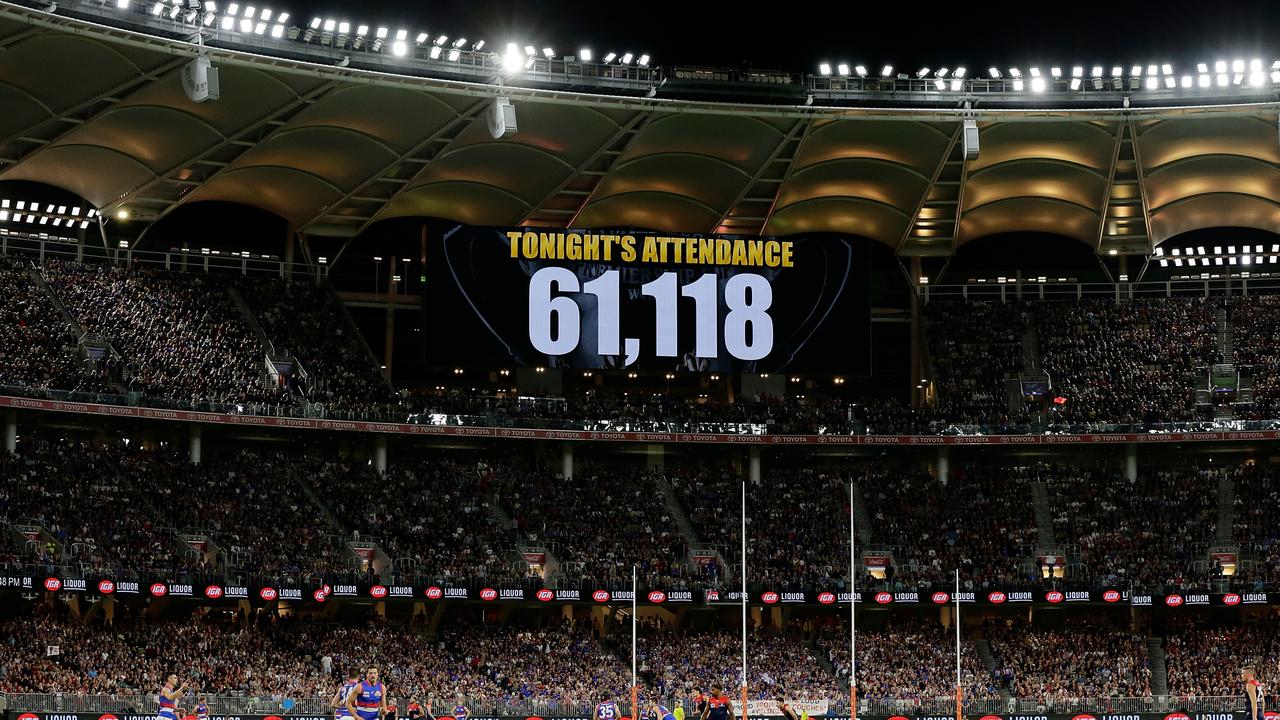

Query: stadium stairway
left=1147, top=637, right=1169, bottom=697
left=974, top=638, right=1013, bottom=701
left=1216, top=473, right=1236, bottom=545
left=1029, top=482, right=1057, bottom=548
left=227, top=286, right=298, bottom=394
left=30, top=265, right=127, bottom=387
left=485, top=491, right=564, bottom=584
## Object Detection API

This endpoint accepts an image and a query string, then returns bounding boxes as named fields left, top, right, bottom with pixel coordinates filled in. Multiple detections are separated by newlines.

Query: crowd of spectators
left=818, top=618, right=997, bottom=702
left=1035, top=298, right=1220, bottom=425
left=238, top=278, right=392, bottom=415
left=861, top=465, right=1037, bottom=590
left=1233, top=295, right=1280, bottom=419
left=985, top=619, right=1151, bottom=700
left=1229, top=463, right=1280, bottom=589
left=1046, top=463, right=1218, bottom=589
left=43, top=260, right=287, bottom=408
left=925, top=301, right=1026, bottom=427
left=1164, top=622, right=1280, bottom=697
left=0, top=257, right=114, bottom=394
left=490, top=463, right=694, bottom=588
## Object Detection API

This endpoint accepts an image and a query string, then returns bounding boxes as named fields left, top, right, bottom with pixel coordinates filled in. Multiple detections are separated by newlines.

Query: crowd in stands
left=238, top=278, right=392, bottom=415
left=491, top=463, right=695, bottom=587
left=1233, top=295, right=1280, bottom=419
left=985, top=619, right=1151, bottom=700
left=1164, top=622, right=1280, bottom=697
left=861, top=465, right=1037, bottom=590
left=1046, top=463, right=1218, bottom=590
left=0, top=257, right=115, bottom=394
left=1229, top=463, right=1280, bottom=589
left=1035, top=298, right=1220, bottom=426
left=925, top=301, right=1025, bottom=427
left=43, top=260, right=287, bottom=408
left=818, top=618, right=997, bottom=701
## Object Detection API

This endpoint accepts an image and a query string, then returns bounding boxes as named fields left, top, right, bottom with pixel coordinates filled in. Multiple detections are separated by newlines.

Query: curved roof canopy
left=2, top=3, right=1280, bottom=256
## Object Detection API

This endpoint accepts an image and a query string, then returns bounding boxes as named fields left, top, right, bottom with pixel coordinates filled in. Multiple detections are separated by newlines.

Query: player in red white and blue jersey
left=195, top=696, right=209, bottom=720
left=451, top=695, right=469, bottom=720
left=158, top=674, right=190, bottom=720
left=345, top=666, right=388, bottom=720
left=648, top=703, right=677, bottom=720
left=332, top=671, right=360, bottom=720
left=593, top=694, right=621, bottom=720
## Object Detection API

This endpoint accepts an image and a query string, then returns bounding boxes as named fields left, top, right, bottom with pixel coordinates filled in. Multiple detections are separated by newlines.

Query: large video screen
left=424, top=226, right=870, bottom=374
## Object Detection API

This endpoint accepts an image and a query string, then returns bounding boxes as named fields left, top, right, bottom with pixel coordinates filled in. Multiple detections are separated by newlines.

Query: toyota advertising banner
left=1, top=710, right=1259, bottom=720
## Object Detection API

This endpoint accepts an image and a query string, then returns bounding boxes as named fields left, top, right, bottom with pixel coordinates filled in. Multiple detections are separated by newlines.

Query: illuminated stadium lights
left=1199, top=73, right=1211, bottom=87
left=414, top=31, right=426, bottom=44
left=950, top=78, right=962, bottom=91
left=1162, top=63, right=1172, bottom=75
left=1233, top=58, right=1245, bottom=72
left=1145, top=76, right=1157, bottom=89
left=1215, top=60, right=1227, bottom=72
left=452, top=37, right=465, bottom=47
left=391, top=39, right=406, bottom=56
left=836, top=63, right=849, bottom=76
left=335, top=20, right=347, bottom=33
left=523, top=44, right=535, bottom=55
left=1012, top=78, right=1024, bottom=91
left=502, top=43, right=523, bottom=72
left=1050, top=66, right=1061, bottom=78
left=428, top=45, right=440, bottom=59
left=116, top=0, right=129, bottom=7
left=638, top=54, right=650, bottom=66
left=1030, top=76, right=1045, bottom=92
left=915, top=66, right=930, bottom=77
left=580, top=48, right=593, bottom=61
left=1250, top=71, right=1265, bottom=86
left=603, top=52, right=616, bottom=62
left=854, top=64, right=866, bottom=76
left=1181, top=75, right=1193, bottom=88
left=435, top=34, right=448, bottom=45
left=322, top=18, right=334, bottom=31
left=1091, top=65, right=1103, bottom=76
left=1008, top=67, right=1021, bottom=78
left=394, top=28, right=406, bottom=40
left=621, top=52, right=633, bottom=64
left=880, top=64, right=893, bottom=76
left=933, top=77, right=945, bottom=90
left=374, top=26, right=386, bottom=38
left=1111, top=66, right=1122, bottom=77
left=988, top=66, right=1000, bottom=78
left=1029, top=66, right=1041, bottom=77
left=446, top=48, right=459, bottom=61
left=1146, top=64, right=1156, bottom=76
left=1070, top=77, right=1081, bottom=90
left=936, top=67, right=949, bottom=77
left=954, top=66, right=966, bottom=78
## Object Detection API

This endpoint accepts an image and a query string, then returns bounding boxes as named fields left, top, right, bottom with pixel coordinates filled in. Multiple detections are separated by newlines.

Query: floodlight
left=1070, top=77, right=1081, bottom=90
left=819, top=62, right=831, bottom=76
left=243, top=5, right=253, bottom=17
left=1250, top=71, right=1265, bottom=86
left=880, top=64, right=893, bottom=76
left=542, top=47, right=553, bottom=58
left=1029, top=66, right=1041, bottom=77
left=954, top=67, right=966, bottom=78
left=637, top=54, right=649, bottom=66
left=391, top=39, right=406, bottom=56
left=1050, top=67, right=1061, bottom=78
left=1131, top=65, right=1141, bottom=76
left=1145, top=76, right=1157, bottom=89
left=447, top=48, right=459, bottom=61
left=524, top=44, right=536, bottom=55
left=436, top=34, right=448, bottom=44
left=452, top=37, right=466, bottom=47
left=937, top=67, right=949, bottom=77
left=323, top=18, right=334, bottom=31
left=580, top=48, right=593, bottom=61
left=1198, top=74, right=1210, bottom=87
left=836, top=63, right=848, bottom=76
left=395, top=29, right=407, bottom=40
left=603, top=52, right=616, bottom=62
left=375, top=27, right=387, bottom=38
left=1161, top=63, right=1172, bottom=75
left=855, top=65, right=867, bottom=76
left=260, top=8, right=270, bottom=20
left=220, top=15, right=232, bottom=29
left=1111, top=66, right=1122, bottom=77
left=355, top=25, right=367, bottom=35
left=337, top=21, right=348, bottom=33
left=621, top=52, right=633, bottom=64
left=1031, top=77, right=1045, bottom=92
left=916, top=66, right=929, bottom=77
left=1009, top=67, right=1022, bottom=78
left=1232, top=59, right=1244, bottom=72
left=429, top=45, right=440, bottom=59
left=269, top=23, right=282, bottom=37
left=416, top=32, right=427, bottom=44
left=1146, top=64, right=1157, bottom=75
left=240, top=17, right=252, bottom=31
left=988, top=66, right=1000, bottom=78
left=1217, top=73, right=1228, bottom=86
left=1181, top=75, right=1192, bottom=88
left=1013, top=79, right=1024, bottom=91
left=950, top=78, right=962, bottom=91
left=504, top=43, right=523, bottom=72
left=116, top=0, right=129, bottom=8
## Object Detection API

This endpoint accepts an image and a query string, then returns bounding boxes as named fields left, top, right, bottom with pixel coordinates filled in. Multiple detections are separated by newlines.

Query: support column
left=645, top=443, right=665, bottom=469
left=561, top=442, right=574, bottom=480
left=189, top=424, right=202, bottom=465
left=3, top=409, right=15, bottom=453
left=374, top=435, right=387, bottom=475
left=937, top=447, right=949, bottom=485
left=1125, top=444, right=1138, bottom=482
left=748, top=447, right=761, bottom=484
left=283, top=230, right=295, bottom=280
left=910, top=256, right=925, bottom=407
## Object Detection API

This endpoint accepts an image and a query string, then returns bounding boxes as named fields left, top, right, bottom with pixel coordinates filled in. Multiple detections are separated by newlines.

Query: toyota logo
left=817, top=592, right=836, bottom=605
left=480, top=588, right=498, bottom=601
left=592, top=590, right=611, bottom=602
left=1045, top=591, right=1064, bottom=603
left=1224, top=593, right=1242, bottom=606
left=98, top=580, right=115, bottom=594
left=313, top=589, right=327, bottom=602
left=150, top=583, right=167, bottom=597
left=259, top=588, right=278, bottom=601
left=932, top=592, right=950, bottom=604
left=370, top=585, right=387, bottom=598
left=874, top=592, right=893, bottom=604
left=43, top=577, right=62, bottom=592
left=536, top=589, right=555, bottom=602
left=204, top=585, right=223, bottom=599
left=425, top=586, right=443, bottom=600
left=1165, top=594, right=1184, bottom=607
left=648, top=590, right=667, bottom=603
left=988, top=591, right=1007, bottom=604
left=761, top=591, right=780, bottom=604
left=1102, top=590, right=1121, bottom=603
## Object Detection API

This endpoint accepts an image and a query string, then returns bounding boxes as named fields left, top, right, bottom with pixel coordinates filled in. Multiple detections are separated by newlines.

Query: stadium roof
left=3, top=1, right=1280, bottom=256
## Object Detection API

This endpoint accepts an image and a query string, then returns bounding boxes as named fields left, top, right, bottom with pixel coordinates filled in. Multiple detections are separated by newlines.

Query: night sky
left=277, top=0, right=1280, bottom=73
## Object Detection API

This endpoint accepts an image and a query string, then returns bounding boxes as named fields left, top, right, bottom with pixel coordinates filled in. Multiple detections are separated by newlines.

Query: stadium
left=6, top=3, right=1280, bottom=720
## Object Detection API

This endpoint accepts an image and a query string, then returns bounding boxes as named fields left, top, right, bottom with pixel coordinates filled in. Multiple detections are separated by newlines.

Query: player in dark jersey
left=1244, top=666, right=1265, bottom=720
left=406, top=698, right=423, bottom=720
left=705, top=688, right=733, bottom=720
left=593, top=693, right=621, bottom=720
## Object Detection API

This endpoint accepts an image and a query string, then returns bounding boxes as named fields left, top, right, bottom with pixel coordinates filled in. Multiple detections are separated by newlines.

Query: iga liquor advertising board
left=424, top=226, right=870, bottom=374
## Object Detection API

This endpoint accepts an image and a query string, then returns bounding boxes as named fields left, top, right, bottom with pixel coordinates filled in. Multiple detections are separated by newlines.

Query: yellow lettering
left=781, top=241, right=794, bottom=268
left=642, top=237, right=660, bottom=263
left=620, top=235, right=637, bottom=262
left=522, top=232, right=538, bottom=260
left=507, top=231, right=524, bottom=257
left=731, top=241, right=747, bottom=265
left=747, top=240, right=763, bottom=267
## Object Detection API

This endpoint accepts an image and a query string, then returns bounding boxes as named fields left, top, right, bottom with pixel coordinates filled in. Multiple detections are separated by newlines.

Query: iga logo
left=1264, top=713, right=1280, bottom=720
left=592, top=590, right=611, bottom=602
left=888, top=716, right=911, bottom=720
left=988, top=591, right=1007, bottom=604
left=1071, top=715, right=1097, bottom=720
left=874, top=592, right=893, bottom=604
left=259, top=588, right=278, bottom=601
left=1224, top=593, right=1242, bottom=606
left=44, top=577, right=62, bottom=592
left=479, top=588, right=498, bottom=601
left=1163, top=714, right=1191, bottom=720
left=98, top=580, right=115, bottom=594
left=648, top=590, right=668, bottom=603
left=313, top=589, right=327, bottom=602
left=932, top=592, right=950, bottom=604
left=817, top=592, right=836, bottom=605
left=99, top=714, right=120, bottom=720
left=204, top=585, right=223, bottom=599
left=978, top=715, right=1004, bottom=720
left=425, top=586, right=443, bottom=600
left=536, top=589, right=555, bottom=602
left=1102, top=590, right=1121, bottom=603
left=150, top=583, right=167, bottom=597
left=1045, top=591, right=1064, bottom=604
left=17, top=713, right=39, bottom=720
left=761, top=591, right=780, bottom=605
left=369, top=585, right=388, bottom=599
left=1165, top=594, right=1185, bottom=607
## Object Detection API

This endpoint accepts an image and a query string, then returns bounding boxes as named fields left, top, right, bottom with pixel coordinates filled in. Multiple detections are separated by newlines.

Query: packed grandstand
left=7, top=1, right=1280, bottom=720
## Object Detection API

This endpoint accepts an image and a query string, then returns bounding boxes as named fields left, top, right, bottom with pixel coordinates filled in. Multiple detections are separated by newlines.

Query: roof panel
left=774, top=159, right=929, bottom=214
left=969, top=121, right=1114, bottom=172
left=766, top=197, right=908, bottom=244
left=965, top=162, right=1107, bottom=213
left=1138, top=116, right=1280, bottom=169
left=589, top=154, right=751, bottom=215
left=2, top=144, right=152, bottom=206
left=619, top=114, right=783, bottom=172
left=1147, top=155, right=1280, bottom=211
left=576, top=191, right=721, bottom=232
left=184, top=165, right=344, bottom=223
left=0, top=34, right=158, bottom=114
left=960, top=198, right=1097, bottom=245
left=383, top=181, right=531, bottom=226
left=288, top=85, right=464, bottom=153
left=794, top=119, right=953, bottom=174
left=222, top=126, right=399, bottom=192
left=49, top=105, right=224, bottom=173
left=116, top=65, right=313, bottom=136
left=1151, top=194, right=1280, bottom=243
left=401, top=143, right=575, bottom=207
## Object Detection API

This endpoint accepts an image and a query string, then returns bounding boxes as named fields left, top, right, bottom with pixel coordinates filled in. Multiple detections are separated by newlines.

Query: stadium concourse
left=10, top=1, right=1280, bottom=720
